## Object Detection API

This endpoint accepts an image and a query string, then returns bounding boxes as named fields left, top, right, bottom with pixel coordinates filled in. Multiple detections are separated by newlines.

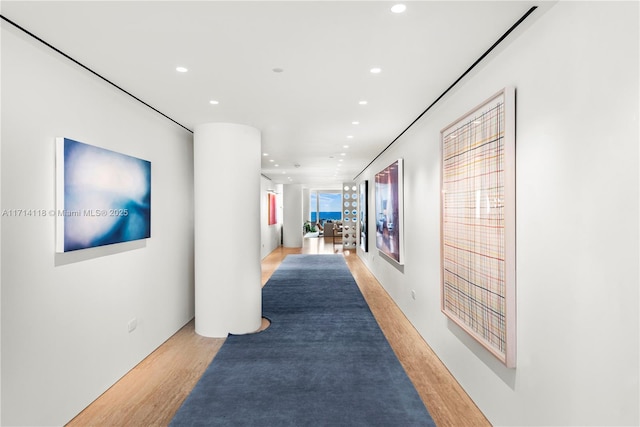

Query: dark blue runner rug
left=170, top=254, right=435, bottom=426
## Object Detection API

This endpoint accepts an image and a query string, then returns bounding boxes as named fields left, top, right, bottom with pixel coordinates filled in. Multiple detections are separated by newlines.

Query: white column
left=194, top=123, right=262, bottom=337
left=302, top=187, right=310, bottom=226
left=282, top=184, right=303, bottom=247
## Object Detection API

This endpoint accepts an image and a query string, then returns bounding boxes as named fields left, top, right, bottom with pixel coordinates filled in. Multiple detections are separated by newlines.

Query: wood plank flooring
left=67, top=238, right=490, bottom=426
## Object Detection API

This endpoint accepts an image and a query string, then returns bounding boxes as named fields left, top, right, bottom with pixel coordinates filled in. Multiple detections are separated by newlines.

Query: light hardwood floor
left=67, top=238, right=490, bottom=427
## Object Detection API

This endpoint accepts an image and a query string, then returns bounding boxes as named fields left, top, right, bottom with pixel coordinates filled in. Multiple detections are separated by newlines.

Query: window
left=309, top=191, right=341, bottom=225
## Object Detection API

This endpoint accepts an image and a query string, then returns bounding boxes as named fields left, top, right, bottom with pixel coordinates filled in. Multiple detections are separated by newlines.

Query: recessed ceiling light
left=343, top=145, right=349, bottom=149
left=269, top=159, right=274, bottom=162
left=352, top=121, right=360, bottom=125
left=341, top=153, right=346, bottom=156
left=209, top=100, right=219, bottom=105
left=339, top=159, right=344, bottom=162
left=282, top=171, right=286, bottom=174
left=347, top=135, right=354, bottom=139
left=391, top=4, right=406, bottom=13
left=176, top=66, right=188, bottom=73
left=359, top=100, right=368, bottom=105
left=370, top=67, right=382, bottom=74
left=275, top=164, right=279, bottom=167
left=263, top=153, right=269, bottom=156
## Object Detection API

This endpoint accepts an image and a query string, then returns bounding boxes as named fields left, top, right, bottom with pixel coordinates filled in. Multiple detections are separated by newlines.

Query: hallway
left=67, top=238, right=489, bottom=426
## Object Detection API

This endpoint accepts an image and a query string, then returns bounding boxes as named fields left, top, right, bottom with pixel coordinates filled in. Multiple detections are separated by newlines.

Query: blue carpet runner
left=170, top=254, right=435, bottom=426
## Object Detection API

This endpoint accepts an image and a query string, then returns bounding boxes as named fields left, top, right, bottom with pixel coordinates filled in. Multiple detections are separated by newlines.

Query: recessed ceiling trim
left=353, top=6, right=538, bottom=180
left=0, top=14, right=194, bottom=134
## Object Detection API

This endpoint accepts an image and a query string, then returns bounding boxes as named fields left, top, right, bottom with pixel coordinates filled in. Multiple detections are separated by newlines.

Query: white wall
left=282, top=184, right=303, bottom=247
left=261, top=177, right=282, bottom=259
left=302, top=187, right=310, bottom=226
left=0, top=15, right=3, bottom=424
left=357, top=2, right=639, bottom=426
left=1, top=21, right=195, bottom=426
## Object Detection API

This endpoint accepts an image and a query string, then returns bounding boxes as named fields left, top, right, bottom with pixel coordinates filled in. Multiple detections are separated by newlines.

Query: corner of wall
left=261, top=176, right=282, bottom=258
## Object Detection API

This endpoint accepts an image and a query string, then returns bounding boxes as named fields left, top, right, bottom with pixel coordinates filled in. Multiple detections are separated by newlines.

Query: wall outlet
left=411, top=290, right=416, bottom=300
left=128, top=318, right=137, bottom=333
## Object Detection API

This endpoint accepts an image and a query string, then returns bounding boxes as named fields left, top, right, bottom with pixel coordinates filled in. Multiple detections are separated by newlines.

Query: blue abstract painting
left=56, top=137, right=151, bottom=252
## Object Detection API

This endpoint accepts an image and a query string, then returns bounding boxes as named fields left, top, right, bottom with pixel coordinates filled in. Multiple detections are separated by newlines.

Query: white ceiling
left=1, top=1, right=544, bottom=188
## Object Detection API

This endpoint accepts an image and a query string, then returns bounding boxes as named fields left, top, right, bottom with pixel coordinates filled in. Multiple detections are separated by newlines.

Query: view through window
left=309, top=191, right=342, bottom=225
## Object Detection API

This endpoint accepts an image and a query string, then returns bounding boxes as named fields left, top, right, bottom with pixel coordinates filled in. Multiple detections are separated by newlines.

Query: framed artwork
left=56, top=137, right=151, bottom=252
left=268, top=192, right=277, bottom=225
left=440, top=87, right=516, bottom=367
left=374, top=159, right=404, bottom=264
left=359, top=180, right=368, bottom=252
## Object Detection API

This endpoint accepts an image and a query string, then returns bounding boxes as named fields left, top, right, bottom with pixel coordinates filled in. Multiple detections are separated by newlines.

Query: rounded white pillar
left=194, top=123, right=262, bottom=337
left=283, top=184, right=303, bottom=247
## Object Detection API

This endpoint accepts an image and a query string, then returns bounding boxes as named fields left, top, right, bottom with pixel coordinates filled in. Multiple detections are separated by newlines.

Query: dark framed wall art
left=358, top=180, right=368, bottom=252
left=375, top=159, right=404, bottom=264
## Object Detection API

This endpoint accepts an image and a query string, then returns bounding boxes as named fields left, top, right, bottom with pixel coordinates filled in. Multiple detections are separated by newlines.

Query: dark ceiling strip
left=0, top=14, right=194, bottom=134
left=353, top=5, right=537, bottom=181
